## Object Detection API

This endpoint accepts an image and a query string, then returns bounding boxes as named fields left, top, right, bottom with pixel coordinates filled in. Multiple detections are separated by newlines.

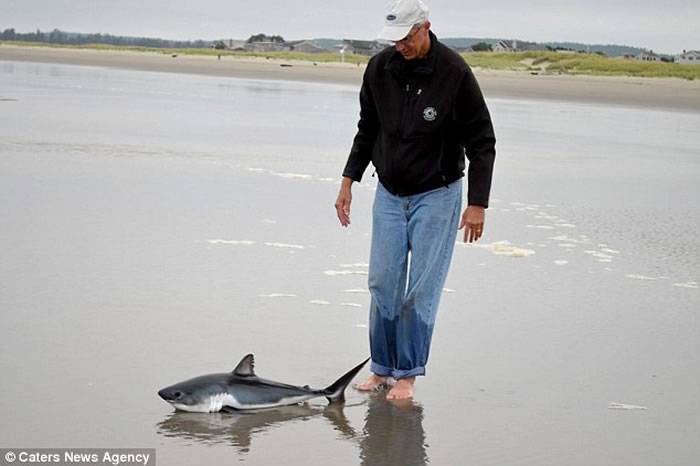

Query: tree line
left=0, top=28, right=212, bottom=48
left=1, top=28, right=291, bottom=49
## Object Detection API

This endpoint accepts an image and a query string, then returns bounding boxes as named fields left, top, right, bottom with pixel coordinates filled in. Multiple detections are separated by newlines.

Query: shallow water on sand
left=0, top=61, right=698, bottom=465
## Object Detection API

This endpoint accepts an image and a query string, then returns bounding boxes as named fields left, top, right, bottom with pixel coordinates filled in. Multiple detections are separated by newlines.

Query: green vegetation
left=0, top=40, right=370, bottom=65
left=463, top=51, right=699, bottom=80
left=246, top=33, right=285, bottom=44
left=471, top=42, right=492, bottom=52
left=3, top=40, right=698, bottom=80
left=215, top=50, right=368, bottom=65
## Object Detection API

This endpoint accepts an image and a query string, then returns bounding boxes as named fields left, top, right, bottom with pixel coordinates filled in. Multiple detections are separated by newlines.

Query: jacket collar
left=385, top=30, right=439, bottom=78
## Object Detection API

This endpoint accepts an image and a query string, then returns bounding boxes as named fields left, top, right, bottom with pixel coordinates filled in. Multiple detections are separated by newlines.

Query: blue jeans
left=368, top=179, right=463, bottom=379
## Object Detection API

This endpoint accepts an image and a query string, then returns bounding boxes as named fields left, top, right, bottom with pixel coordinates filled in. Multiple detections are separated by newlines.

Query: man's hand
left=335, top=177, right=354, bottom=227
left=459, top=205, right=486, bottom=243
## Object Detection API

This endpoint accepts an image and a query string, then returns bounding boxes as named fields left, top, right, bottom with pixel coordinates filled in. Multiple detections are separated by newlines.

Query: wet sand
left=2, top=43, right=700, bottom=111
left=1, top=58, right=698, bottom=466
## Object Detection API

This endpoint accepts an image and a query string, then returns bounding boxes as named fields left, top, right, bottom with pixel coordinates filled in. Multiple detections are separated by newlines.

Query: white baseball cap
left=377, top=0, right=430, bottom=42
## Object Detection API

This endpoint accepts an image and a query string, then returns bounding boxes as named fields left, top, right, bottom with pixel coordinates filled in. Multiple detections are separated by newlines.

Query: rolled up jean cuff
left=371, top=361, right=426, bottom=379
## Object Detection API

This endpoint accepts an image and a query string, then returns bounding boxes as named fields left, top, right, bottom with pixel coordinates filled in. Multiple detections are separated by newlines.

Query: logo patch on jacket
left=423, top=107, right=437, bottom=121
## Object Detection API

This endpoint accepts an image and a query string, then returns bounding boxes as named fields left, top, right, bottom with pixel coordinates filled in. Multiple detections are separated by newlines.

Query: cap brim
left=377, top=24, right=413, bottom=42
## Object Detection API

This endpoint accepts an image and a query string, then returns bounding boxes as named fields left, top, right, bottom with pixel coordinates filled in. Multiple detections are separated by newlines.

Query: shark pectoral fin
left=232, top=354, right=256, bottom=377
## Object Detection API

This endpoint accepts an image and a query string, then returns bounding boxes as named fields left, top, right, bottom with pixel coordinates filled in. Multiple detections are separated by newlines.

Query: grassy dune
left=463, top=51, right=699, bottom=80
left=3, top=41, right=699, bottom=80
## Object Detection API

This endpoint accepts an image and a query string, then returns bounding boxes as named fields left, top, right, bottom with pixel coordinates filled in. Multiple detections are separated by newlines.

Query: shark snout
left=158, top=387, right=184, bottom=402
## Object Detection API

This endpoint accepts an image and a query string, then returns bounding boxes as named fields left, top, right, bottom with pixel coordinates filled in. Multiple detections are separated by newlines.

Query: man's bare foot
left=353, top=374, right=387, bottom=391
left=386, top=377, right=415, bottom=400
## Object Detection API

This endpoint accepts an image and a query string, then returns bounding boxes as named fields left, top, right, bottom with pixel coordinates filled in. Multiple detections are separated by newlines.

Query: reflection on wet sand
left=360, top=395, right=428, bottom=466
left=155, top=394, right=428, bottom=464
left=156, top=403, right=357, bottom=453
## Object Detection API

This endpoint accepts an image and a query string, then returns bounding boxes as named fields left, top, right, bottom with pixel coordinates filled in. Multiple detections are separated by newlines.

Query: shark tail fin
left=323, top=357, right=370, bottom=404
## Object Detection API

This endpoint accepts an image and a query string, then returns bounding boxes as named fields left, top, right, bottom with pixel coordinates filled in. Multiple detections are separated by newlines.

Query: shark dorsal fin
left=233, top=354, right=256, bottom=377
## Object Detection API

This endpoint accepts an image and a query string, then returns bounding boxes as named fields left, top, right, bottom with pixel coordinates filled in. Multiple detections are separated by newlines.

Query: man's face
left=394, top=23, right=430, bottom=60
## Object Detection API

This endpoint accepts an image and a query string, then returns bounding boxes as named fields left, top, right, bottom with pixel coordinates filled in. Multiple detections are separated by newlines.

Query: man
left=334, top=0, right=496, bottom=400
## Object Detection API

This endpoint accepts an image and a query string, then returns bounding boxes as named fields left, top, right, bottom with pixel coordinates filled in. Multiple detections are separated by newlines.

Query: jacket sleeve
left=454, top=66, right=496, bottom=208
left=342, top=66, right=379, bottom=182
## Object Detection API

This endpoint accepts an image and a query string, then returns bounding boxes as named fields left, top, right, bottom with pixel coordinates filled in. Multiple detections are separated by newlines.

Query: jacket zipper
left=389, top=82, right=412, bottom=193
left=400, top=83, right=411, bottom=138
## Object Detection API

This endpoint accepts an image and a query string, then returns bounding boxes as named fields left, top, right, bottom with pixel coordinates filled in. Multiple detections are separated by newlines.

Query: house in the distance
left=222, top=39, right=247, bottom=51
left=341, top=39, right=385, bottom=56
left=287, top=40, right=327, bottom=54
left=219, top=38, right=326, bottom=53
left=676, top=50, right=700, bottom=65
left=636, top=50, right=660, bottom=62
left=493, top=40, right=517, bottom=52
left=245, top=41, right=291, bottom=52
left=494, top=39, right=549, bottom=53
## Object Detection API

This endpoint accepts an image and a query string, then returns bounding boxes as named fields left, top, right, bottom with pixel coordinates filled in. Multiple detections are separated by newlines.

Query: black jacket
left=342, top=32, right=496, bottom=207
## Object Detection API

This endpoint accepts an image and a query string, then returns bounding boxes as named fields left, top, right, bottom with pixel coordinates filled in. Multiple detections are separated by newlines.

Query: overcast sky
left=3, top=0, right=698, bottom=54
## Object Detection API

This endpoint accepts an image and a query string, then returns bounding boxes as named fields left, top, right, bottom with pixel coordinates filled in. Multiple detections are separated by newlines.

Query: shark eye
left=173, top=391, right=183, bottom=399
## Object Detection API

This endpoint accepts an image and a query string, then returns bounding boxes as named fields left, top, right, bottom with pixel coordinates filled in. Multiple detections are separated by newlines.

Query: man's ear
left=424, top=20, right=432, bottom=31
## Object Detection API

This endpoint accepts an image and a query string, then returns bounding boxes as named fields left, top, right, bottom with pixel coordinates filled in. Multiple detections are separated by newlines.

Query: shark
left=158, top=354, right=369, bottom=413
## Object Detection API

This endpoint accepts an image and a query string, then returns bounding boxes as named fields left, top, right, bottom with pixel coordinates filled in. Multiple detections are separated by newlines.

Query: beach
left=2, top=43, right=700, bottom=111
left=1, top=51, right=699, bottom=466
